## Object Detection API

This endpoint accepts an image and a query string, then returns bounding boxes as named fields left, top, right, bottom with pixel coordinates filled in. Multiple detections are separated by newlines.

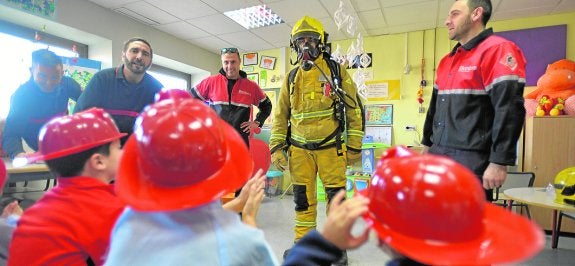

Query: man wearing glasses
left=189, top=47, right=272, bottom=148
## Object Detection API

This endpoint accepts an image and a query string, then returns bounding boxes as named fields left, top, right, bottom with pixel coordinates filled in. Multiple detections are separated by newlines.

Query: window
left=0, top=19, right=88, bottom=119
left=0, top=32, right=80, bottom=118
left=148, top=64, right=191, bottom=90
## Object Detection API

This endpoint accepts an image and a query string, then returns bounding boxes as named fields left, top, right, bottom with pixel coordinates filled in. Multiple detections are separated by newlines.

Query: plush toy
left=525, top=59, right=575, bottom=116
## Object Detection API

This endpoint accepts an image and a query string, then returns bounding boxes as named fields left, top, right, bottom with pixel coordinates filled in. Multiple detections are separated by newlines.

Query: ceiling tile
left=492, top=6, right=558, bottom=21
left=88, top=0, right=141, bottom=9
left=114, top=7, right=159, bottom=25
left=200, top=0, right=263, bottom=12
left=154, top=21, right=210, bottom=39
left=366, top=27, right=389, bottom=36
left=267, top=0, right=330, bottom=24
left=121, top=1, right=179, bottom=24
left=188, top=36, right=234, bottom=54
left=358, top=9, right=386, bottom=29
left=146, top=0, right=218, bottom=20
left=187, top=14, right=246, bottom=35
left=251, top=23, right=293, bottom=46
left=378, top=0, right=434, bottom=8
left=496, top=0, right=561, bottom=10
left=350, top=0, right=380, bottom=12
left=556, top=0, right=575, bottom=11
left=218, top=31, right=272, bottom=52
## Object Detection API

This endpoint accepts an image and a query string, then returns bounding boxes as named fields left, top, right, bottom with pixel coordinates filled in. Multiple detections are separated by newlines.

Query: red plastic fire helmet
left=362, top=146, right=544, bottom=265
left=154, top=88, right=191, bottom=102
left=26, top=108, right=126, bottom=163
left=116, top=98, right=253, bottom=211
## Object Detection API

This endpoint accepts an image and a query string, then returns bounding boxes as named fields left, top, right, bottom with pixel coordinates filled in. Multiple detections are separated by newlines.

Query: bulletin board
left=365, top=104, right=393, bottom=125
left=254, top=88, right=278, bottom=129
left=365, top=126, right=392, bottom=146
left=496, top=25, right=566, bottom=86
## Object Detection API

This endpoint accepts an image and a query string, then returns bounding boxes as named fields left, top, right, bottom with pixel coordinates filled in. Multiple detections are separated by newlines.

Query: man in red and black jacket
left=190, top=47, right=272, bottom=147
left=422, top=0, right=526, bottom=201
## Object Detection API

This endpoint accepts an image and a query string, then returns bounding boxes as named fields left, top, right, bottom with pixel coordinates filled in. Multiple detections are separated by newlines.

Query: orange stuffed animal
left=525, top=59, right=575, bottom=116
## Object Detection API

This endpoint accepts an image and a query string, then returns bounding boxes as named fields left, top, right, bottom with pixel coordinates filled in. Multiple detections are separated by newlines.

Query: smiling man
left=74, top=38, right=163, bottom=145
left=421, top=0, right=526, bottom=200
left=189, top=47, right=272, bottom=148
left=2, top=49, right=82, bottom=159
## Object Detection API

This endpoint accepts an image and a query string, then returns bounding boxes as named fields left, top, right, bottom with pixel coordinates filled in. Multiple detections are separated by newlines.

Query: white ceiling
left=88, top=0, right=575, bottom=54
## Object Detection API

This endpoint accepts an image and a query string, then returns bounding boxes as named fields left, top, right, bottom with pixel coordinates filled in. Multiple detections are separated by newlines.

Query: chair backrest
left=493, top=172, right=535, bottom=201
left=501, top=172, right=536, bottom=190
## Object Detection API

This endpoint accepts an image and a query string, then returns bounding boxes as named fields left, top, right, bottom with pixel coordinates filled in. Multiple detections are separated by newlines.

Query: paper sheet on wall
left=365, top=80, right=400, bottom=100
left=365, top=126, right=392, bottom=146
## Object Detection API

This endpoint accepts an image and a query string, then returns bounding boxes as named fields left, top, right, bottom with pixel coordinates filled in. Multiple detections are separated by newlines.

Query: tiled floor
left=3, top=181, right=575, bottom=265
left=258, top=193, right=575, bottom=266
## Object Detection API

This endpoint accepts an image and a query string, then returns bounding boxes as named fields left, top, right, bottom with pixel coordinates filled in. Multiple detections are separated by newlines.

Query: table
left=2, top=158, right=54, bottom=195
left=504, top=187, right=575, bottom=248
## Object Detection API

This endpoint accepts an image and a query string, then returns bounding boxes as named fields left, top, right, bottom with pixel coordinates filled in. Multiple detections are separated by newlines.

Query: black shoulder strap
left=288, top=67, right=298, bottom=95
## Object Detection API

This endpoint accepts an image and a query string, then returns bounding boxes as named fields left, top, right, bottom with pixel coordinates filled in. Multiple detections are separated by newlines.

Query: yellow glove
left=271, top=150, right=288, bottom=171
left=346, top=150, right=362, bottom=166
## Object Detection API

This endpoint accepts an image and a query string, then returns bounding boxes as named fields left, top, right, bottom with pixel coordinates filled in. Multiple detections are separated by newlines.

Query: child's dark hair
left=45, top=143, right=111, bottom=177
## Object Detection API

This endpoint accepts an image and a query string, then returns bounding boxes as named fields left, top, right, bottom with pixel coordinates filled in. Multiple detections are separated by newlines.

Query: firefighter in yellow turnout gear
left=270, top=16, right=364, bottom=265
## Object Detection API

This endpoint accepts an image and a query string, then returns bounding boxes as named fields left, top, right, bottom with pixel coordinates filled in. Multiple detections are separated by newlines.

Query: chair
left=493, top=172, right=535, bottom=218
left=555, top=211, right=575, bottom=248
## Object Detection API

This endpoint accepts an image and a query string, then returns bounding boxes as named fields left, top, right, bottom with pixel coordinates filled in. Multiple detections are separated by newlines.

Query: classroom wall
left=247, top=11, right=575, bottom=147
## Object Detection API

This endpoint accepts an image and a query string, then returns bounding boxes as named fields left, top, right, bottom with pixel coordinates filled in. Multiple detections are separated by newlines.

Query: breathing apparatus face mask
left=295, top=37, right=320, bottom=71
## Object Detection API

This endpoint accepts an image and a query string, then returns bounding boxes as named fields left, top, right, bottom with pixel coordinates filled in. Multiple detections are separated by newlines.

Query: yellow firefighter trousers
left=289, top=145, right=347, bottom=241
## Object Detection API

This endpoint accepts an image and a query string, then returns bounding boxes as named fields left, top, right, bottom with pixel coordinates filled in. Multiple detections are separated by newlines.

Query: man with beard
left=74, top=38, right=163, bottom=145
left=421, top=0, right=526, bottom=201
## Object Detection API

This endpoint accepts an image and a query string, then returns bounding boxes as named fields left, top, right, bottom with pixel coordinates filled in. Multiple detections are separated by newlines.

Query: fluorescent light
left=224, top=5, right=284, bottom=29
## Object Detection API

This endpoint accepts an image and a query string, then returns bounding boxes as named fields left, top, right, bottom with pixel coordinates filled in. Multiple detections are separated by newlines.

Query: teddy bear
left=524, top=59, right=575, bottom=116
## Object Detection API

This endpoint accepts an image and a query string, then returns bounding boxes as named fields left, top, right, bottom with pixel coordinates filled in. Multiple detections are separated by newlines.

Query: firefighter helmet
left=362, top=146, right=544, bottom=265
left=554, top=167, right=575, bottom=206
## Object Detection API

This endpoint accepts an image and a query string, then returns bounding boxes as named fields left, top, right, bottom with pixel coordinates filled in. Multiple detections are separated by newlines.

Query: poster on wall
left=365, top=80, right=400, bottom=101
left=496, top=25, right=566, bottom=86
left=254, top=88, right=277, bottom=128
left=365, top=126, right=392, bottom=146
left=62, top=56, right=101, bottom=112
left=365, top=104, right=393, bottom=125
left=62, top=56, right=101, bottom=89
left=0, top=0, right=56, bottom=18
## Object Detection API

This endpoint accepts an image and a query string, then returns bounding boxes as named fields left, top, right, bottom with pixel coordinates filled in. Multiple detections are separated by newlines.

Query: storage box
left=361, top=143, right=389, bottom=174
left=265, top=170, right=283, bottom=197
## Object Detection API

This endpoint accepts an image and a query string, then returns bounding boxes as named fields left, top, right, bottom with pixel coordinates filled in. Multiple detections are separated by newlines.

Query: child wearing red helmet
left=8, top=108, right=126, bottom=265
left=283, top=146, right=545, bottom=265
left=106, top=97, right=276, bottom=265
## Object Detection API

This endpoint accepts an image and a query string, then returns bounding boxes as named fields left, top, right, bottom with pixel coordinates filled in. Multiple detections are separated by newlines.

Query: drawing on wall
left=260, top=56, right=276, bottom=70
left=365, top=126, right=392, bottom=146
left=243, top=53, right=258, bottom=66
left=365, top=104, right=393, bottom=125
left=1, top=0, right=56, bottom=18
left=255, top=89, right=278, bottom=128
left=246, top=73, right=259, bottom=84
